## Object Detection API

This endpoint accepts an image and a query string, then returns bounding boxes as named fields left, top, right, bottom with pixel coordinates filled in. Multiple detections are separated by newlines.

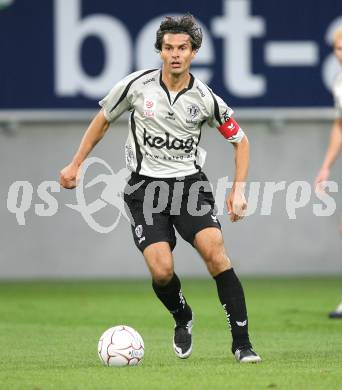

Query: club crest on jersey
left=187, top=104, right=200, bottom=119
left=143, top=98, right=156, bottom=118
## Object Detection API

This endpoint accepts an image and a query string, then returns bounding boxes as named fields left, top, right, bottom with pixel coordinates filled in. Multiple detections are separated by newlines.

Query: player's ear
left=191, top=50, right=197, bottom=60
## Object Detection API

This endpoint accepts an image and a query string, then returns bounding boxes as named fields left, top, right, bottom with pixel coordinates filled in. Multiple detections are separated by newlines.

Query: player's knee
left=151, top=265, right=174, bottom=286
left=206, top=253, right=230, bottom=276
left=202, top=237, right=231, bottom=275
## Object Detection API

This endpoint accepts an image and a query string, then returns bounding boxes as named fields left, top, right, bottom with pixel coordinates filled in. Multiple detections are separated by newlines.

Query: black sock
left=214, top=268, right=252, bottom=352
left=152, top=273, right=192, bottom=324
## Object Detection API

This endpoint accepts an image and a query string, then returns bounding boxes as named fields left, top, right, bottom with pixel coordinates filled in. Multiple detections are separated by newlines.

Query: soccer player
left=60, top=14, right=261, bottom=362
left=315, top=26, right=342, bottom=319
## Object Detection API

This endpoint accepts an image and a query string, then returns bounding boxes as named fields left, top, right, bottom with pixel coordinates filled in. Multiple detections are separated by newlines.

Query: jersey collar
left=159, top=71, right=195, bottom=106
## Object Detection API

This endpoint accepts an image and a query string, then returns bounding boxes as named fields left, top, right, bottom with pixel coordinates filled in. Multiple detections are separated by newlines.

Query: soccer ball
left=98, top=325, right=144, bottom=367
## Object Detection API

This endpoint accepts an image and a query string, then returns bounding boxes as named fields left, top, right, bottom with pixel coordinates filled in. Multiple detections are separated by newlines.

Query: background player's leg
left=143, top=242, right=193, bottom=358
left=194, top=227, right=260, bottom=362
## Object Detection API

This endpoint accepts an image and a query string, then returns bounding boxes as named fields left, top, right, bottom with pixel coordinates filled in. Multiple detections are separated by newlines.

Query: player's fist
left=226, top=186, right=247, bottom=223
left=60, top=162, right=81, bottom=189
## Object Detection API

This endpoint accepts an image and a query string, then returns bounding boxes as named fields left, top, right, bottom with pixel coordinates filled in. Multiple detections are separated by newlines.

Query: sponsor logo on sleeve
left=222, top=109, right=231, bottom=122
left=143, top=77, right=155, bottom=85
left=196, top=85, right=205, bottom=97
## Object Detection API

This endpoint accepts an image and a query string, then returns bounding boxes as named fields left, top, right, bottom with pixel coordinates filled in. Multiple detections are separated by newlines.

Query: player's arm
left=315, top=118, right=342, bottom=191
left=60, top=71, right=137, bottom=189
left=206, top=90, right=249, bottom=222
left=60, top=110, right=110, bottom=189
left=214, top=114, right=249, bottom=222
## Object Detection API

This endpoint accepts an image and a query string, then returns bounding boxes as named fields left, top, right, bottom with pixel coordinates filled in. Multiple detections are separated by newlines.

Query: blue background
left=0, top=0, right=341, bottom=109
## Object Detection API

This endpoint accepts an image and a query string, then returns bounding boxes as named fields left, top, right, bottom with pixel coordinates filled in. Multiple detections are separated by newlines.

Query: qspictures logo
left=6, top=157, right=143, bottom=234
left=5, top=157, right=339, bottom=234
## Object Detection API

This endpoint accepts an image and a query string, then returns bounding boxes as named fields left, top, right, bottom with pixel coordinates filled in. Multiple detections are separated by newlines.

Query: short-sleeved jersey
left=333, top=72, right=342, bottom=118
left=99, top=69, right=245, bottom=178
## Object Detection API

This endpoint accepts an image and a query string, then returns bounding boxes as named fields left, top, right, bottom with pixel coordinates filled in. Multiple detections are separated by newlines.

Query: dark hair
left=154, top=14, right=203, bottom=52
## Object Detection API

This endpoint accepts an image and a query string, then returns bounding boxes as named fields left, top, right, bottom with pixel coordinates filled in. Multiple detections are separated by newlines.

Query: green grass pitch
left=0, top=277, right=341, bottom=389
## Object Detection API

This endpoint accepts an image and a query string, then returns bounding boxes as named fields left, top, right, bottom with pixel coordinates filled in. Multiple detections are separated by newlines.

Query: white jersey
left=333, top=72, right=342, bottom=118
left=99, top=69, right=245, bottom=178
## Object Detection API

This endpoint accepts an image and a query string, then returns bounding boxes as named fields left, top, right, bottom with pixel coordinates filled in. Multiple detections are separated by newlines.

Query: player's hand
left=60, top=162, right=81, bottom=189
left=314, top=167, right=330, bottom=193
left=226, top=185, right=247, bottom=222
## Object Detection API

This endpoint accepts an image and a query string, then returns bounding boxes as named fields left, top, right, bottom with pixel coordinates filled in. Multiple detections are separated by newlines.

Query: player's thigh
left=173, top=182, right=221, bottom=246
left=126, top=199, right=177, bottom=253
left=124, top=176, right=177, bottom=253
left=124, top=185, right=176, bottom=253
left=193, top=227, right=228, bottom=261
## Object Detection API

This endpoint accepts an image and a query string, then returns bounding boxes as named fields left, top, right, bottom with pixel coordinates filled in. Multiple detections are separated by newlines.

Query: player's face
left=334, top=37, right=342, bottom=65
left=160, top=34, right=196, bottom=76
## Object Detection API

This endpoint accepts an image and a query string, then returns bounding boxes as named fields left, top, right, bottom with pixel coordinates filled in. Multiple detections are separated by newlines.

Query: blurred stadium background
left=0, top=0, right=341, bottom=279
left=1, top=2, right=342, bottom=389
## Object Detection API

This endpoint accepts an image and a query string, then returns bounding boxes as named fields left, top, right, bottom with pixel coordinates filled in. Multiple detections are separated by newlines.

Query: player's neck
left=161, top=70, right=190, bottom=92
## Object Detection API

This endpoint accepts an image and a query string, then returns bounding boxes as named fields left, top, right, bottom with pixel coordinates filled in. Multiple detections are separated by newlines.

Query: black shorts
left=124, top=171, right=221, bottom=252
